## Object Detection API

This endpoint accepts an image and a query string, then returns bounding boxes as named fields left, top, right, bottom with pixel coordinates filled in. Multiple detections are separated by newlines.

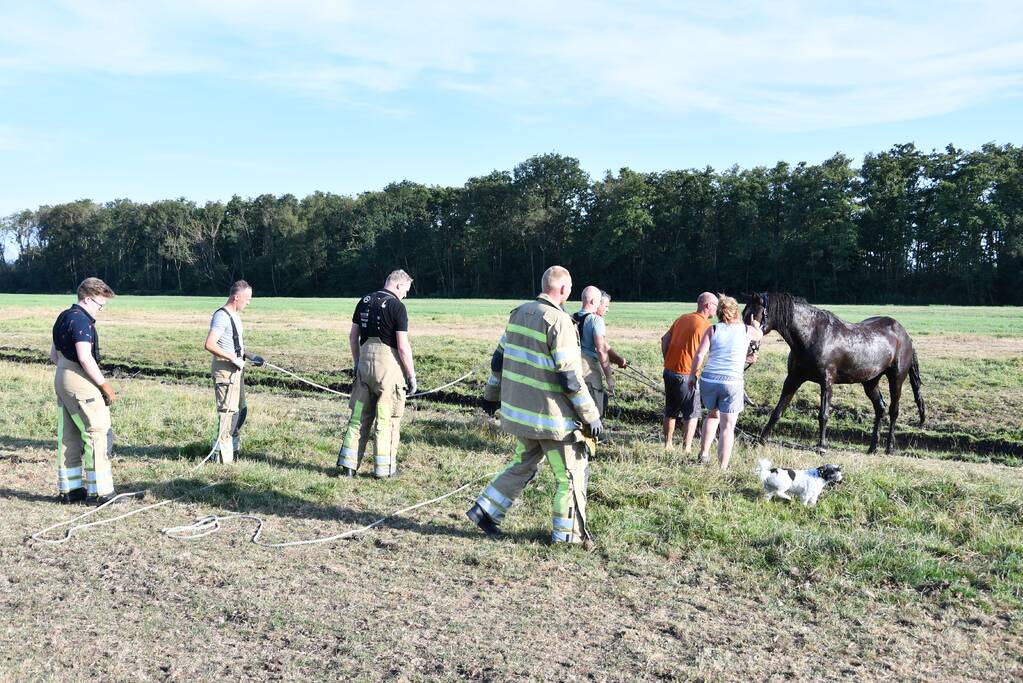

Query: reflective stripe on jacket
left=483, top=293, right=599, bottom=441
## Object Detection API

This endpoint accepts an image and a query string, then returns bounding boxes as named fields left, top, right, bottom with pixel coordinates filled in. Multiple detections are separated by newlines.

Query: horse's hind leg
left=760, top=375, right=804, bottom=445
left=817, top=380, right=833, bottom=451
left=885, top=368, right=906, bottom=454
left=863, top=377, right=884, bottom=454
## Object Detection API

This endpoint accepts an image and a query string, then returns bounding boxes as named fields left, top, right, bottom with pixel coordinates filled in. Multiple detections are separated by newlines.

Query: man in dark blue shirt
left=50, top=278, right=118, bottom=505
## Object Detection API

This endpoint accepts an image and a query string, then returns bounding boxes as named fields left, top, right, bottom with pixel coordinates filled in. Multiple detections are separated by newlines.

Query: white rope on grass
left=29, top=448, right=221, bottom=546
left=29, top=362, right=482, bottom=547
left=162, top=472, right=498, bottom=548
left=408, top=369, right=476, bottom=399
left=618, top=365, right=663, bottom=393
left=262, top=362, right=477, bottom=400
left=262, top=361, right=350, bottom=397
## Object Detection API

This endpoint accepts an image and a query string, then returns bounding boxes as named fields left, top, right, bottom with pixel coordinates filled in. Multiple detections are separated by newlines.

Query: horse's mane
left=767, top=292, right=808, bottom=331
left=769, top=292, right=848, bottom=331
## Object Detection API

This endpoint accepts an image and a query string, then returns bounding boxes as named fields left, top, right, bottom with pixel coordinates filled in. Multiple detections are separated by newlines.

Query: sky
left=0, top=0, right=1021, bottom=216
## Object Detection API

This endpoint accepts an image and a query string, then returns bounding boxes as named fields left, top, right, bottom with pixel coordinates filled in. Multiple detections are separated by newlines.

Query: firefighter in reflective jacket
left=466, top=265, right=603, bottom=544
left=337, top=269, right=417, bottom=478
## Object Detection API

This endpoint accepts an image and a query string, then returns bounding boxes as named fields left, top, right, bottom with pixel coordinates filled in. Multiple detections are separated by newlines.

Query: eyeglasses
left=89, top=297, right=106, bottom=311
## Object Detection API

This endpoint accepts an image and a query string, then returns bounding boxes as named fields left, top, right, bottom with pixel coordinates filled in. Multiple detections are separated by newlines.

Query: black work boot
left=57, top=488, right=87, bottom=505
left=466, top=502, right=502, bottom=538
left=338, top=466, right=357, bottom=478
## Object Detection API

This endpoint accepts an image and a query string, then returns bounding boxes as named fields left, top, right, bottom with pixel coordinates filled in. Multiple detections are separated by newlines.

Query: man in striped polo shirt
left=467, top=265, right=603, bottom=544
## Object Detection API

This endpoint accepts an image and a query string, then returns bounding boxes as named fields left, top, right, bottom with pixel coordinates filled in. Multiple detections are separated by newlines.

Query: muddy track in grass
left=3, top=347, right=1021, bottom=463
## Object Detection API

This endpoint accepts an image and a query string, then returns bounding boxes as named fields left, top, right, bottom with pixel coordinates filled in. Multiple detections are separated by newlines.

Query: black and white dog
left=755, top=459, right=843, bottom=506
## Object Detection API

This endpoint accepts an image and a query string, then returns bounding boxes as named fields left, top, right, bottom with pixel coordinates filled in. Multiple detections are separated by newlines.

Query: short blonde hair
left=541, top=265, right=571, bottom=292
left=717, top=295, right=740, bottom=323
left=385, top=269, right=414, bottom=287
left=77, top=277, right=115, bottom=301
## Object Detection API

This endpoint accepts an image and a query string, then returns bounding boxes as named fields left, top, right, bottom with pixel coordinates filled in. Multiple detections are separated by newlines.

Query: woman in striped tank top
left=686, top=295, right=763, bottom=469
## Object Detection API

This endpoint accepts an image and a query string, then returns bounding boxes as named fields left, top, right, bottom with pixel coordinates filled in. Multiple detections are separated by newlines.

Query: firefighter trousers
left=337, top=338, right=407, bottom=478
left=475, top=436, right=592, bottom=543
left=211, top=358, right=247, bottom=463
left=54, top=354, right=114, bottom=498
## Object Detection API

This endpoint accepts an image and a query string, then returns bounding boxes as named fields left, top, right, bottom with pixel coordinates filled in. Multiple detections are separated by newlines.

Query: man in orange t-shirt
left=660, top=292, right=718, bottom=451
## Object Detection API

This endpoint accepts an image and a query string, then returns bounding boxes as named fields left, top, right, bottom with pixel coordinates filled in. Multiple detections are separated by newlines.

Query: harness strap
left=217, top=307, right=242, bottom=356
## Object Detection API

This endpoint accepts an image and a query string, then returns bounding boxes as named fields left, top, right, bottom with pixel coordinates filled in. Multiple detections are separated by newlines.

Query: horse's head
left=742, top=292, right=773, bottom=335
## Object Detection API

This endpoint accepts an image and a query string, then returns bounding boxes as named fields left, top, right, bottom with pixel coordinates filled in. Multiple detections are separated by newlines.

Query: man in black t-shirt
left=337, top=270, right=417, bottom=478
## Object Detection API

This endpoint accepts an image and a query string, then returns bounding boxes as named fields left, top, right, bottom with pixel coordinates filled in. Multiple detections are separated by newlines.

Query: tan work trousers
left=337, top=338, right=407, bottom=477
left=211, top=357, right=247, bottom=463
left=475, top=436, right=592, bottom=543
left=54, top=354, right=114, bottom=497
left=583, top=355, right=608, bottom=418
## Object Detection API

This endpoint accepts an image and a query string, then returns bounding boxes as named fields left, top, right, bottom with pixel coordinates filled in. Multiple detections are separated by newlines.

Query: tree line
left=2, top=142, right=1021, bottom=304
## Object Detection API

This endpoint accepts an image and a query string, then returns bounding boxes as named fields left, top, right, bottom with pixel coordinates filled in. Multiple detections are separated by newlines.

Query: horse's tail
left=909, top=349, right=925, bottom=426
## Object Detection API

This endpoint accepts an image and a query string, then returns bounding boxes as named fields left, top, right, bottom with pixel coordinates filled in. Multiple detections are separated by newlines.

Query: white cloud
left=0, top=1, right=1020, bottom=130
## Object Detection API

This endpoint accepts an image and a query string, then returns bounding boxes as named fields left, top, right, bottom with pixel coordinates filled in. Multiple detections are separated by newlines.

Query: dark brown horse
left=742, top=293, right=924, bottom=453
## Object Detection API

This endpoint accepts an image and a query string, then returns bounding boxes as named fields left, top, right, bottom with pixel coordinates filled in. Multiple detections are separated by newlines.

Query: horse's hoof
left=866, top=447, right=877, bottom=455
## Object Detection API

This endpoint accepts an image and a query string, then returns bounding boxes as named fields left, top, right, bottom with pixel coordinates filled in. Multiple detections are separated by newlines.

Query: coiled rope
left=29, top=361, right=483, bottom=547
left=29, top=448, right=221, bottom=545
left=162, top=472, right=497, bottom=548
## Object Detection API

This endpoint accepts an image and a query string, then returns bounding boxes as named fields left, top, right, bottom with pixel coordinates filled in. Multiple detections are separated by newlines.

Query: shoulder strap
left=217, top=307, right=241, bottom=356
left=571, top=310, right=592, bottom=326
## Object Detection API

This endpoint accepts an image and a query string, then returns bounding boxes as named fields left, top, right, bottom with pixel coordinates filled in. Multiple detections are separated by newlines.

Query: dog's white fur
left=755, top=459, right=842, bottom=506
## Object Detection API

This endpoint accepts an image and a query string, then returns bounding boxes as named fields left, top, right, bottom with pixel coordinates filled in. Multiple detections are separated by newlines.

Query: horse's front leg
left=817, top=380, right=833, bottom=451
left=759, top=375, right=804, bottom=445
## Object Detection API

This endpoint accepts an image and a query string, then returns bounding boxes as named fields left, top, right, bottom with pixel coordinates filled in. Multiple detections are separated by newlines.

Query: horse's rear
left=857, top=316, right=925, bottom=427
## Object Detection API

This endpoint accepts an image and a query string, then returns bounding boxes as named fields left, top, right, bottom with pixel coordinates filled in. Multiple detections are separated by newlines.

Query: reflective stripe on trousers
left=473, top=437, right=590, bottom=543
left=337, top=338, right=406, bottom=477
left=54, top=353, right=114, bottom=496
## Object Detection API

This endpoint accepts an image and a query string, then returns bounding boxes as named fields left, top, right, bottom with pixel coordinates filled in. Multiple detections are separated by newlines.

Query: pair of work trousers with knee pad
left=54, top=353, right=114, bottom=498
left=211, top=358, right=247, bottom=463
left=582, top=355, right=608, bottom=418
left=475, top=436, right=592, bottom=543
left=337, top=338, right=407, bottom=477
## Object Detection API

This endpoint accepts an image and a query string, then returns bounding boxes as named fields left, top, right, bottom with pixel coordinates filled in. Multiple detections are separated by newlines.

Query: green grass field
left=3, top=294, right=1022, bottom=460
left=1, top=294, right=1022, bottom=680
